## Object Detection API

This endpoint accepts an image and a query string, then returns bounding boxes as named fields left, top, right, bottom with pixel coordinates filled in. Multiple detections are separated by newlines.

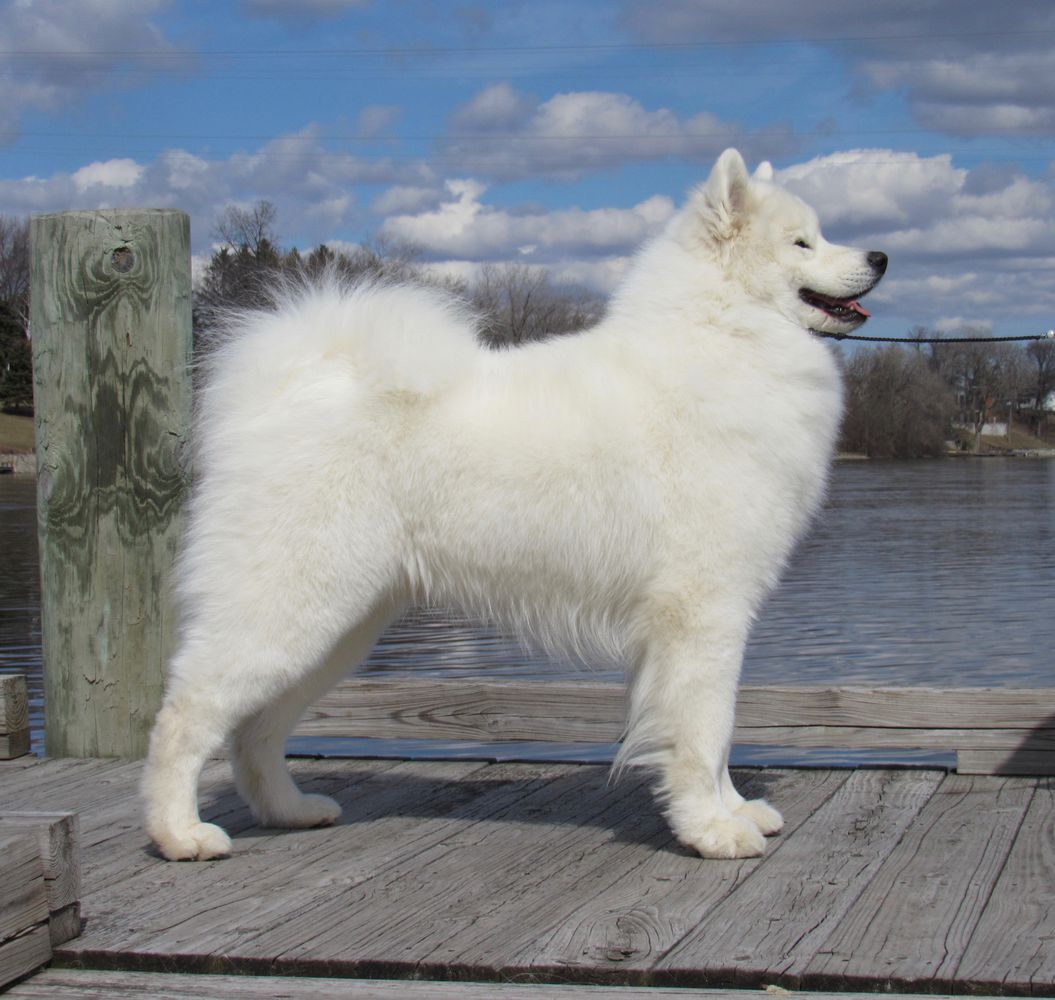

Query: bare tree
left=0, top=215, right=32, bottom=410
left=471, top=263, right=605, bottom=347
left=841, top=345, right=956, bottom=458
left=195, top=201, right=439, bottom=338
left=929, top=335, right=1033, bottom=450
left=212, top=200, right=280, bottom=255
left=0, top=215, right=30, bottom=315
left=1025, top=338, right=1055, bottom=434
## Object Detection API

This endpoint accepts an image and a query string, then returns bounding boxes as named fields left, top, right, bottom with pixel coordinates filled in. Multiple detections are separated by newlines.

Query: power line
left=2, top=29, right=1053, bottom=59
left=816, top=331, right=1055, bottom=344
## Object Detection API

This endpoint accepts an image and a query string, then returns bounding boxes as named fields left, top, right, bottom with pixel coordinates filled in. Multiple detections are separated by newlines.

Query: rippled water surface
left=2, top=459, right=1053, bottom=760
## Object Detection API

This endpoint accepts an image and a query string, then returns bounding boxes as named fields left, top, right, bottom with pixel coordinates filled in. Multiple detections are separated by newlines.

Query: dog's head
left=675, top=148, right=887, bottom=336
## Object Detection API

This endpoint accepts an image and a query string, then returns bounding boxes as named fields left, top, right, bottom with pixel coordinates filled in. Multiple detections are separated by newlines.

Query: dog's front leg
left=636, top=610, right=777, bottom=859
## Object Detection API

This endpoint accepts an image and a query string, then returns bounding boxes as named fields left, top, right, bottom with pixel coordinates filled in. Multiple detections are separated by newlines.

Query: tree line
left=0, top=215, right=31, bottom=411
left=2, top=202, right=1052, bottom=457
left=841, top=334, right=1054, bottom=457
left=195, top=201, right=605, bottom=350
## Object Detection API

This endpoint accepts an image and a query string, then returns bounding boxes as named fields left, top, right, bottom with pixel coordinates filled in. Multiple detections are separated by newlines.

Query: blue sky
left=2, top=0, right=1055, bottom=339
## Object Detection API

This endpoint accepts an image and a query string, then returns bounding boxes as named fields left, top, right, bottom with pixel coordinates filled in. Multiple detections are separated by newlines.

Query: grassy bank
left=0, top=413, right=33, bottom=453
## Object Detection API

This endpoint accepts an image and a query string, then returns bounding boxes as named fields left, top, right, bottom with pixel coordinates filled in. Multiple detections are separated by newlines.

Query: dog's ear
left=753, top=160, right=774, bottom=182
left=688, top=148, right=752, bottom=244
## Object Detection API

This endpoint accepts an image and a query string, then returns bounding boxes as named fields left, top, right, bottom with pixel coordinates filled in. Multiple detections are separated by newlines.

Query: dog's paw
left=261, top=792, right=342, bottom=829
left=153, top=821, right=232, bottom=862
left=734, top=797, right=784, bottom=836
left=678, top=815, right=767, bottom=860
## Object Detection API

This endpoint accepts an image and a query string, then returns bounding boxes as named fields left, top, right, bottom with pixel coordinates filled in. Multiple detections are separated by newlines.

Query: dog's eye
left=794, top=239, right=811, bottom=250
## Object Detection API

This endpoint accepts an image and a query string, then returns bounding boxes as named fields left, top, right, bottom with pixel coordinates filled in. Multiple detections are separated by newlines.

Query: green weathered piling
left=30, top=210, right=193, bottom=758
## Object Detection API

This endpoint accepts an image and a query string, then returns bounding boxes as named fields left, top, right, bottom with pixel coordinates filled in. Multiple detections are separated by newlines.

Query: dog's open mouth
left=799, top=288, right=871, bottom=323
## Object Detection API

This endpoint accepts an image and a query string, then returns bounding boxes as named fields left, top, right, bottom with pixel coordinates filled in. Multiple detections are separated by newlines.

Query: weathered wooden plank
left=161, top=763, right=594, bottom=964
left=0, top=925, right=50, bottom=994
left=739, top=725, right=1053, bottom=751
left=0, top=812, right=81, bottom=911
left=957, top=748, right=1055, bottom=775
left=655, top=769, right=945, bottom=987
left=0, top=830, right=51, bottom=991
left=8, top=968, right=1019, bottom=1000
left=299, top=679, right=626, bottom=743
left=31, top=209, right=193, bottom=759
left=7, top=756, right=1049, bottom=994
left=81, top=759, right=406, bottom=891
left=735, top=686, right=1055, bottom=729
left=0, top=758, right=128, bottom=800
left=0, top=674, right=30, bottom=759
left=804, top=773, right=1034, bottom=989
left=60, top=759, right=498, bottom=957
left=294, top=680, right=1055, bottom=754
left=0, top=832, right=48, bottom=945
left=0, top=812, right=82, bottom=947
left=274, top=767, right=654, bottom=969
left=460, top=769, right=851, bottom=978
left=47, top=904, right=82, bottom=948
left=955, top=779, right=1055, bottom=992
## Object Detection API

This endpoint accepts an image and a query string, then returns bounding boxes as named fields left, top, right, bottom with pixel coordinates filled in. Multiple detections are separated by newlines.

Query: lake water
left=2, top=458, right=1053, bottom=763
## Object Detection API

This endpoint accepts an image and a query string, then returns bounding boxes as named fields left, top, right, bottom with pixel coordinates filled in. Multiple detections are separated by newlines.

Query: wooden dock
left=1, top=749, right=1052, bottom=998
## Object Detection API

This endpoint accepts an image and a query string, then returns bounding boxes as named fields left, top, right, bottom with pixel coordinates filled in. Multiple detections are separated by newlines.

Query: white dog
left=143, top=148, right=886, bottom=861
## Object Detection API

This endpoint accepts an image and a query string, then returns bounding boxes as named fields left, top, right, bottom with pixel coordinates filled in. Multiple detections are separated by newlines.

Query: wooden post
left=30, top=210, right=193, bottom=758
left=0, top=674, right=30, bottom=759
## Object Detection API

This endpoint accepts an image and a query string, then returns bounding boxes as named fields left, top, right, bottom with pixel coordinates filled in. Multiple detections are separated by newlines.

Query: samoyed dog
left=143, top=148, right=886, bottom=862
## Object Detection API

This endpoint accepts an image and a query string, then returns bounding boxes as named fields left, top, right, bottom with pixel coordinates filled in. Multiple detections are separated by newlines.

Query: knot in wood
left=111, top=247, right=135, bottom=273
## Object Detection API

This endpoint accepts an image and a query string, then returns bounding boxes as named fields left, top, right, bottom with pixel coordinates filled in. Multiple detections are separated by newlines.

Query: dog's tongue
left=816, top=290, right=870, bottom=318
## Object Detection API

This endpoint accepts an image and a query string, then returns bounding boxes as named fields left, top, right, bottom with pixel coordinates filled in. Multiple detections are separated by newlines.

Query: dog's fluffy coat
left=142, top=149, right=886, bottom=861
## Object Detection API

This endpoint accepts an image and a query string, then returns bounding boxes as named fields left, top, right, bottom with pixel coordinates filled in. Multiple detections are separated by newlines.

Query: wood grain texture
left=491, top=769, right=850, bottom=978
left=804, top=773, right=1034, bottom=989
left=1, top=756, right=1051, bottom=993
left=656, top=769, right=944, bottom=987
left=956, top=749, right=1055, bottom=775
left=299, top=678, right=626, bottom=743
left=9, top=968, right=1018, bottom=1000
left=294, top=680, right=1055, bottom=773
left=0, top=925, right=50, bottom=994
left=0, top=674, right=30, bottom=759
left=0, top=832, right=51, bottom=990
left=0, top=812, right=82, bottom=911
left=30, top=210, right=193, bottom=759
left=0, top=832, right=48, bottom=945
left=955, top=780, right=1055, bottom=992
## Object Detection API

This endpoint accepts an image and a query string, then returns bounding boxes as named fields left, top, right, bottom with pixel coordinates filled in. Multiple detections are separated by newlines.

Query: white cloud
left=72, top=159, right=144, bottom=193
left=419, top=255, right=633, bottom=295
left=620, top=0, right=1055, bottom=138
left=0, top=0, right=183, bottom=139
left=356, top=105, right=402, bottom=137
left=777, top=151, right=1055, bottom=261
left=0, top=126, right=432, bottom=252
left=441, top=85, right=794, bottom=179
left=768, top=148, right=1055, bottom=333
left=450, top=82, right=535, bottom=131
left=380, top=177, right=674, bottom=260
left=371, top=185, right=444, bottom=215
left=6, top=131, right=1055, bottom=333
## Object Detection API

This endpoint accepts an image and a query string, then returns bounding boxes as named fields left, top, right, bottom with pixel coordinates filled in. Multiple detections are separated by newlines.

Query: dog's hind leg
left=141, top=674, right=234, bottom=861
left=142, top=511, right=402, bottom=861
left=143, top=600, right=389, bottom=861
left=229, top=605, right=394, bottom=829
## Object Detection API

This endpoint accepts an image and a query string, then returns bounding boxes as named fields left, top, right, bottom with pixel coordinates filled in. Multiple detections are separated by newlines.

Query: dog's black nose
left=868, top=251, right=888, bottom=275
